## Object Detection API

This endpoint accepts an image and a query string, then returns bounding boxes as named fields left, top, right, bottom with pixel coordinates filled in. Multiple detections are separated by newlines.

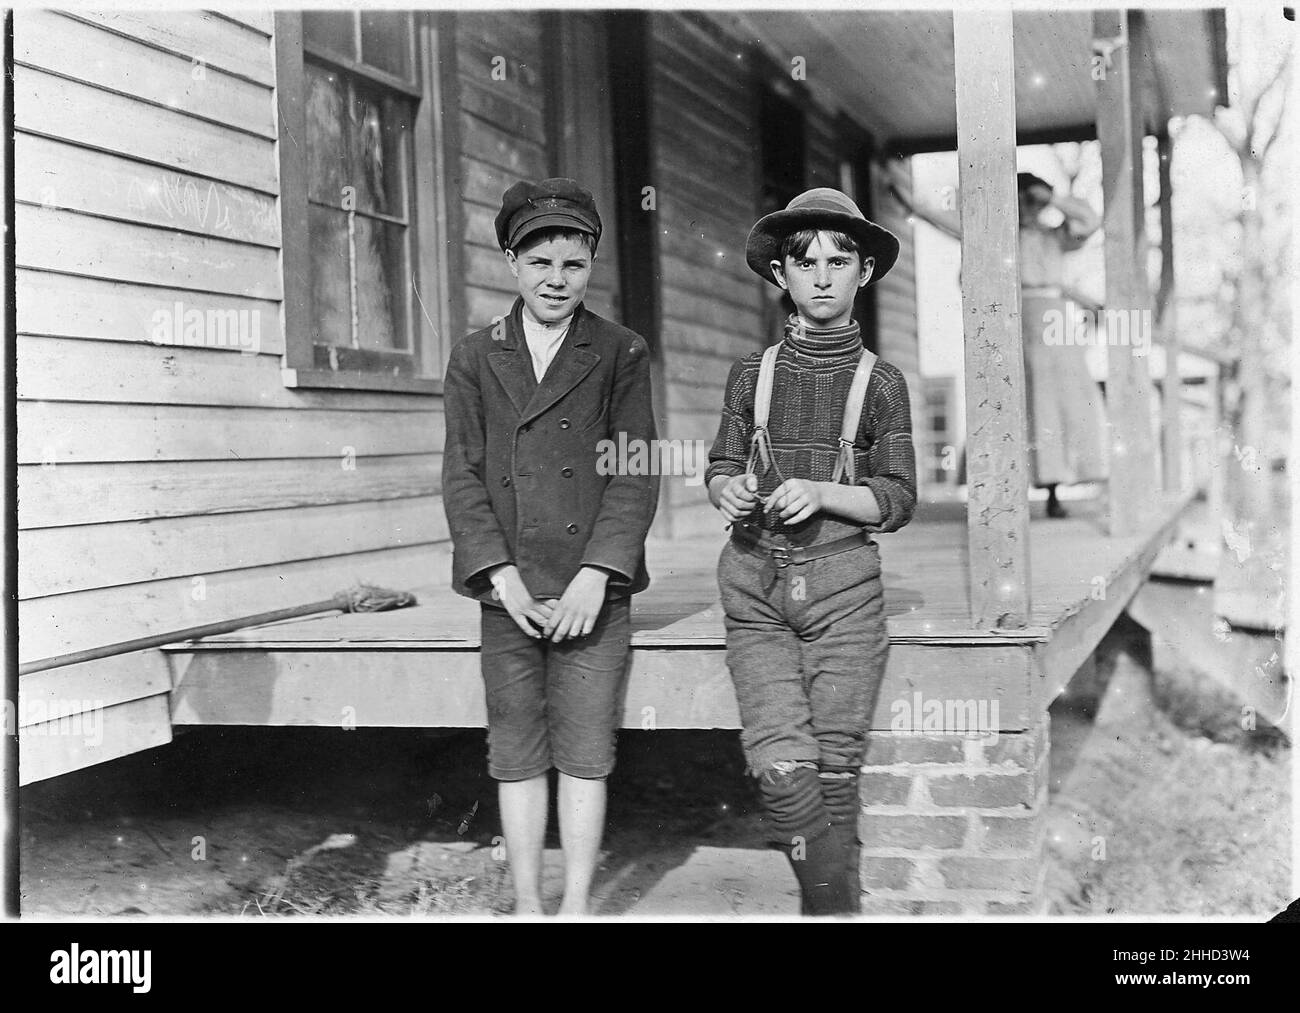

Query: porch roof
left=735, top=8, right=1228, bottom=153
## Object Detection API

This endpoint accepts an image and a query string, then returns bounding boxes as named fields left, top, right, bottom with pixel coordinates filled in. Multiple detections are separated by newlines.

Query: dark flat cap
left=746, top=187, right=899, bottom=287
left=495, top=177, right=602, bottom=253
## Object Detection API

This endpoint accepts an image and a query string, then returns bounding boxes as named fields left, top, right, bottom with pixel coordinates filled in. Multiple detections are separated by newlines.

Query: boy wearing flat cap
left=706, top=188, right=917, bottom=915
left=442, top=178, right=658, bottom=915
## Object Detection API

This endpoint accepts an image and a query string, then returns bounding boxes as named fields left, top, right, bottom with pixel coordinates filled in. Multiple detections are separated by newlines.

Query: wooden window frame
left=275, top=11, right=461, bottom=395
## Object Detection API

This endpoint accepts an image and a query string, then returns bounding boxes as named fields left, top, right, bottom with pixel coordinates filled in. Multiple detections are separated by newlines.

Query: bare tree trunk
left=1230, top=155, right=1273, bottom=523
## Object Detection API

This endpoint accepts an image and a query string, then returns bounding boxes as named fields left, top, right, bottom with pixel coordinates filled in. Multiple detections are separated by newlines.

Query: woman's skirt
left=1020, top=292, right=1109, bottom=487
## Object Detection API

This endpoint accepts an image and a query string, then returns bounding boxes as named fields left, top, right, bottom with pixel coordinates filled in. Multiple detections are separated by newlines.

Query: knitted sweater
left=705, top=315, right=917, bottom=543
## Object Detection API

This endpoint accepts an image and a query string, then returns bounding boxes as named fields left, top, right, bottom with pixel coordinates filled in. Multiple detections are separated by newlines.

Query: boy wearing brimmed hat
left=443, top=177, right=658, bottom=915
left=706, top=188, right=917, bottom=915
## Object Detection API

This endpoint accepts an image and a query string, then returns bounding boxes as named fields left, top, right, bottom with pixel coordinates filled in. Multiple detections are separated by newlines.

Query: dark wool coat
left=442, top=297, right=659, bottom=602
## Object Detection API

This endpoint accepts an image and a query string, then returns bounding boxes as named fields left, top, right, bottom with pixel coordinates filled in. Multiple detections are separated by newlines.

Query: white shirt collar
left=520, top=311, right=573, bottom=381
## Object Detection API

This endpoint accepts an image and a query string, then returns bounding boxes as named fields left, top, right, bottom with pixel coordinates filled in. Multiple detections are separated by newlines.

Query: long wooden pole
left=953, top=9, right=1031, bottom=629
left=1094, top=9, right=1158, bottom=535
left=18, top=586, right=418, bottom=676
left=1156, top=129, right=1183, bottom=493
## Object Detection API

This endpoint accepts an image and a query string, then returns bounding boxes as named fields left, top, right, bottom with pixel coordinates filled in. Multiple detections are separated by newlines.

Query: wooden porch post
left=953, top=10, right=1031, bottom=629
left=1156, top=129, right=1184, bottom=492
left=1094, top=9, right=1159, bottom=535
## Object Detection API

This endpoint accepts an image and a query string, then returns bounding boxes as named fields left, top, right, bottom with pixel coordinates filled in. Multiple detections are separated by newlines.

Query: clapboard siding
left=14, top=10, right=451, bottom=721
left=663, top=320, right=761, bottom=364
left=19, top=652, right=173, bottom=724
left=19, top=454, right=440, bottom=528
left=17, top=271, right=284, bottom=353
left=15, top=136, right=281, bottom=247
left=18, top=338, right=436, bottom=412
left=14, top=69, right=278, bottom=195
left=16, top=11, right=275, bottom=139
left=60, top=10, right=275, bottom=86
left=18, top=206, right=281, bottom=299
left=211, top=9, right=274, bottom=36
left=20, top=403, right=442, bottom=464
left=461, top=113, right=549, bottom=179
left=20, top=496, right=447, bottom=600
left=19, top=696, right=173, bottom=786
left=460, top=76, right=548, bottom=146
left=463, top=200, right=504, bottom=250
left=455, top=10, right=545, bottom=67
left=661, top=253, right=762, bottom=314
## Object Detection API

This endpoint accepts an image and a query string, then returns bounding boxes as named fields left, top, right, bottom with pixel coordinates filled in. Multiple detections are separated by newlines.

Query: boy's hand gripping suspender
left=746, top=343, right=878, bottom=484
left=745, top=344, right=781, bottom=476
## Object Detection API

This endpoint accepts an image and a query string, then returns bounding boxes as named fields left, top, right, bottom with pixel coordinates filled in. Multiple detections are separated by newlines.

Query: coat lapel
left=486, top=299, right=601, bottom=424
left=521, top=304, right=599, bottom=423
left=486, top=299, right=538, bottom=418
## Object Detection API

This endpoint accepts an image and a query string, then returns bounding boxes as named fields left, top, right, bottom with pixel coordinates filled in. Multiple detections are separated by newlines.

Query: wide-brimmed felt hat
left=495, top=177, right=602, bottom=253
left=746, top=187, right=899, bottom=287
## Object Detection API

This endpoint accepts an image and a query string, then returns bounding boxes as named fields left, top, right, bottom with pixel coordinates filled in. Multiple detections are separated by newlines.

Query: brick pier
left=856, top=717, right=1050, bottom=915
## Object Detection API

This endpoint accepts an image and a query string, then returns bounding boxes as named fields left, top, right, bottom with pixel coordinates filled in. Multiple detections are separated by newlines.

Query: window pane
left=350, top=82, right=410, bottom=218
left=353, top=216, right=409, bottom=352
left=305, top=64, right=350, bottom=207
left=303, top=10, right=356, bottom=60
left=308, top=205, right=352, bottom=348
left=360, top=11, right=411, bottom=80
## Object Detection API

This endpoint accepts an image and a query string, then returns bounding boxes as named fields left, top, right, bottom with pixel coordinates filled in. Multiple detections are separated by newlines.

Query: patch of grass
left=1047, top=657, right=1291, bottom=916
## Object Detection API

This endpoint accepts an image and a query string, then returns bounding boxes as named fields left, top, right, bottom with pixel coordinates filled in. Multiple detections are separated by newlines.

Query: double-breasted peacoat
left=442, top=297, right=660, bottom=602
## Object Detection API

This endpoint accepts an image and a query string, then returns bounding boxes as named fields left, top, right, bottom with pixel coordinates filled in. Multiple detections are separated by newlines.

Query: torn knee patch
left=769, top=759, right=820, bottom=777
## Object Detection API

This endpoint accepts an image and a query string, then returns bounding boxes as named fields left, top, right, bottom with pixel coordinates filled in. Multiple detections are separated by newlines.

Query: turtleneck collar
left=783, top=313, right=862, bottom=358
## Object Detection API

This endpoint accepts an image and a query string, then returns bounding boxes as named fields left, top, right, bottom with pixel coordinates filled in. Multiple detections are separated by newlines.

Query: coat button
left=566, top=523, right=579, bottom=534
left=559, top=418, right=571, bottom=429
left=501, top=476, right=511, bottom=487
left=561, top=467, right=574, bottom=478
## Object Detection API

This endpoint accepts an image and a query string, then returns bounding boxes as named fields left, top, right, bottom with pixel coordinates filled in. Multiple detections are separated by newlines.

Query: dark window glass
left=361, top=11, right=411, bottom=79
left=303, top=15, right=416, bottom=361
left=303, top=11, right=356, bottom=59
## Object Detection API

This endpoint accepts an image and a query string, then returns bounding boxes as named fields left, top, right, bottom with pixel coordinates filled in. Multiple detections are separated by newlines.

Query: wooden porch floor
left=164, top=491, right=1193, bottom=732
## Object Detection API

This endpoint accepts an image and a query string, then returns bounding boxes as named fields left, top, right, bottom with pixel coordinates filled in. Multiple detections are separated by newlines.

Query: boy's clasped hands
left=714, top=473, right=825, bottom=526
left=488, top=562, right=609, bottom=641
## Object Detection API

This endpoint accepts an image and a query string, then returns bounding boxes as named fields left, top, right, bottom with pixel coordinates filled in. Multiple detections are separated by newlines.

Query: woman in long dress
left=893, top=172, right=1108, bottom=517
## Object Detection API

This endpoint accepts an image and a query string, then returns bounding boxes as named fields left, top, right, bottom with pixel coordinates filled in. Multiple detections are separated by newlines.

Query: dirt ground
left=1044, top=650, right=1290, bottom=916
left=19, top=614, right=1291, bottom=918
left=19, top=725, right=769, bottom=917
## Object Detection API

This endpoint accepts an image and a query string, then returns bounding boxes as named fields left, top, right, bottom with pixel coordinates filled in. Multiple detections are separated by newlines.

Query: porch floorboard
left=164, top=491, right=1192, bottom=730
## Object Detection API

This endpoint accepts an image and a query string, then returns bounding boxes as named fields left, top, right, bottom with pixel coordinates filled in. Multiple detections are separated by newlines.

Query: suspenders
left=746, top=342, right=878, bottom=485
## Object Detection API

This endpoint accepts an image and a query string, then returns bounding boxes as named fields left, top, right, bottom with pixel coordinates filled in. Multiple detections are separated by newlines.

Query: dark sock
left=778, top=824, right=854, bottom=915
left=759, top=763, right=853, bottom=915
left=820, top=768, right=862, bottom=913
